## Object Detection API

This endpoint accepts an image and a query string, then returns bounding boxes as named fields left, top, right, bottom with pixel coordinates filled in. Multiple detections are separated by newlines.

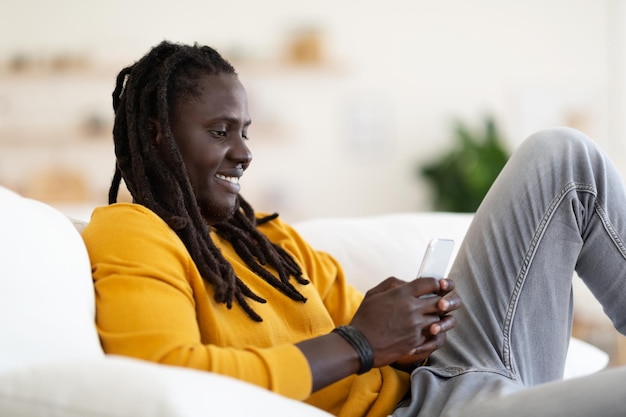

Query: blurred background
left=2, top=0, right=626, bottom=363
left=3, top=0, right=625, bottom=222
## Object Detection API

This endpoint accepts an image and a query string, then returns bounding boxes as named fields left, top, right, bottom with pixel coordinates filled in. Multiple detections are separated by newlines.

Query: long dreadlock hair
left=109, top=40, right=309, bottom=322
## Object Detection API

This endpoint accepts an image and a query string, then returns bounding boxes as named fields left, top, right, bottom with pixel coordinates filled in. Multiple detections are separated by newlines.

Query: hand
left=392, top=279, right=461, bottom=370
left=349, top=277, right=462, bottom=368
left=296, top=278, right=461, bottom=392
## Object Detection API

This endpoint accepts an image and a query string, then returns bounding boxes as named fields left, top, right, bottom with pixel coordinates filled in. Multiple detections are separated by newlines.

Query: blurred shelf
left=0, top=127, right=111, bottom=146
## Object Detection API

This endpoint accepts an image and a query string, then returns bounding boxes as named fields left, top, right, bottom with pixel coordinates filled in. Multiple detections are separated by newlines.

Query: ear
left=147, top=118, right=164, bottom=147
left=148, top=118, right=174, bottom=166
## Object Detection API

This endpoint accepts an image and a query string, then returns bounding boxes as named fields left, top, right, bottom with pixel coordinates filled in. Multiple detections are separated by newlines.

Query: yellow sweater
left=82, top=203, right=409, bottom=417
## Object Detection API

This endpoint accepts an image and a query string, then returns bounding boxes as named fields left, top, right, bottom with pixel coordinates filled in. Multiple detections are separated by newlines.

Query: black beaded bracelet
left=332, top=325, right=374, bottom=375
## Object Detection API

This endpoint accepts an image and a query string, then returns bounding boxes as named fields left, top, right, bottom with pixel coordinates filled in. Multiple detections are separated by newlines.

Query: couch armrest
left=0, top=355, right=332, bottom=417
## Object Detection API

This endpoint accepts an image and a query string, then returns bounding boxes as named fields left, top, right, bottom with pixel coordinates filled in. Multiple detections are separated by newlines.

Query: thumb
left=365, top=277, right=407, bottom=297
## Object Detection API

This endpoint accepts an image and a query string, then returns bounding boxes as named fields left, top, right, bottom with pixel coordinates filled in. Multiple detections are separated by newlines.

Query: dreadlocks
left=109, top=40, right=309, bottom=322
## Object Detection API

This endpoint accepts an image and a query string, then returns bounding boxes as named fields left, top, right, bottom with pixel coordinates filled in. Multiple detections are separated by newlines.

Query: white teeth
left=216, top=174, right=239, bottom=185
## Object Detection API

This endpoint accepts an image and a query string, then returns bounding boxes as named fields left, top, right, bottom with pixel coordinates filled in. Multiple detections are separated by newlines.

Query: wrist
left=331, top=325, right=375, bottom=374
left=295, top=330, right=362, bottom=391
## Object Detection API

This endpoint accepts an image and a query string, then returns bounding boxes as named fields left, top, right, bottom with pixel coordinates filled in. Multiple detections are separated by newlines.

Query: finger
left=438, top=278, right=455, bottom=294
left=410, top=333, right=446, bottom=355
left=408, top=295, right=446, bottom=316
left=415, top=292, right=456, bottom=316
left=428, top=315, right=456, bottom=335
left=406, top=277, right=440, bottom=297
left=437, top=295, right=462, bottom=313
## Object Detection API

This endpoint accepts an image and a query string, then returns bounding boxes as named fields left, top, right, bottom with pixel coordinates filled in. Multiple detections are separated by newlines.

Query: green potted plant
left=419, top=116, right=510, bottom=212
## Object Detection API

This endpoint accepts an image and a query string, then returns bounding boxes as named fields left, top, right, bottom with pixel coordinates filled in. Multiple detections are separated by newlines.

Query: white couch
left=0, top=186, right=609, bottom=417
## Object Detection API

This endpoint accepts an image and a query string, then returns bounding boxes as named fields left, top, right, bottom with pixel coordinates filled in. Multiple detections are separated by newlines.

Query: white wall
left=0, top=0, right=622, bottom=221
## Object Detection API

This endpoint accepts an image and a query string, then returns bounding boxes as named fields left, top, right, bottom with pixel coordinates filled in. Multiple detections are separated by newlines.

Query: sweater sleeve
left=82, top=204, right=312, bottom=400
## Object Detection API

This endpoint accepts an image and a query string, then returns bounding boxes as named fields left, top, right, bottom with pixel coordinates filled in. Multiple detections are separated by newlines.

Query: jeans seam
left=501, top=182, right=597, bottom=374
left=593, top=201, right=626, bottom=260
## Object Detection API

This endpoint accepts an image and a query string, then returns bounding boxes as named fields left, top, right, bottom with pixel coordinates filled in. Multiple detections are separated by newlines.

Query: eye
left=210, top=130, right=227, bottom=138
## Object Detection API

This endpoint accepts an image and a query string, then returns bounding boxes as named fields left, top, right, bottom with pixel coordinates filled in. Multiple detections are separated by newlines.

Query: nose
left=230, top=135, right=253, bottom=168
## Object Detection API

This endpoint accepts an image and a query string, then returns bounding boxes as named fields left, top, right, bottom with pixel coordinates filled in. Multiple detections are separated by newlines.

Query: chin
left=200, top=202, right=238, bottom=225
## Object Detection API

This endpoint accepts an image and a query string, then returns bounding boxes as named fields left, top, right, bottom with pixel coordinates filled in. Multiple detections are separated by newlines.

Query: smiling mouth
left=215, top=174, right=240, bottom=185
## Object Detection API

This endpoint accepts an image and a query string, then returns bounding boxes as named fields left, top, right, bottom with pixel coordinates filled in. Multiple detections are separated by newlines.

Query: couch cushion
left=293, top=212, right=473, bottom=293
left=0, top=187, right=102, bottom=373
left=0, top=355, right=333, bottom=417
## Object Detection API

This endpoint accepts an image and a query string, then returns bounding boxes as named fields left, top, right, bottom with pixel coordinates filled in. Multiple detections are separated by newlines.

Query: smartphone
left=416, top=238, right=455, bottom=281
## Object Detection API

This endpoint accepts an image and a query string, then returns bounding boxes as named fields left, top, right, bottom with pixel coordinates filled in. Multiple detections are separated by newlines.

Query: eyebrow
left=214, top=116, right=252, bottom=127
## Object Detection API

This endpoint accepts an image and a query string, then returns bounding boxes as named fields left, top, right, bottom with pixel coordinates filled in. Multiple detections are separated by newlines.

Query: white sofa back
left=293, top=212, right=473, bottom=293
left=0, top=187, right=103, bottom=373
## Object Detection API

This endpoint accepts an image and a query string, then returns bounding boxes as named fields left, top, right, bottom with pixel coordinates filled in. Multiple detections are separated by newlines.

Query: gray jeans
left=393, top=127, right=626, bottom=417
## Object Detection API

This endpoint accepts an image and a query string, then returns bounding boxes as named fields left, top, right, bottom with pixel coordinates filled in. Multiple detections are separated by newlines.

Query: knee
left=515, top=127, right=600, bottom=164
left=524, top=127, right=594, bottom=150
